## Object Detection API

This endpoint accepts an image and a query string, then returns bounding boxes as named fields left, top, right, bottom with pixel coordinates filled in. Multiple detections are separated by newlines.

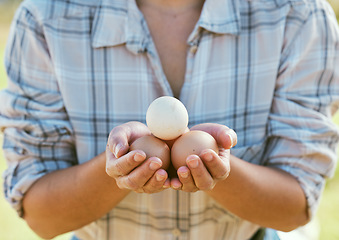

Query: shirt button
left=190, top=45, right=198, bottom=54
left=172, top=228, right=182, bottom=237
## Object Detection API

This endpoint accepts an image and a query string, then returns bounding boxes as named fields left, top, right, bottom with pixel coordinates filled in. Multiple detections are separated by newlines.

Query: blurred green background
left=0, top=1, right=339, bottom=240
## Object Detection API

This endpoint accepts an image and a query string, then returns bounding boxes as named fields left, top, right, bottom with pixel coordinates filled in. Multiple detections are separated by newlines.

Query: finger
left=107, top=121, right=151, bottom=158
left=200, top=149, right=230, bottom=181
left=217, top=128, right=237, bottom=149
left=186, top=155, right=215, bottom=191
left=177, top=166, right=198, bottom=192
left=142, top=169, right=169, bottom=193
left=163, top=178, right=171, bottom=189
left=190, top=123, right=237, bottom=149
left=106, top=147, right=146, bottom=178
left=170, top=178, right=182, bottom=190
left=117, top=157, right=163, bottom=191
left=107, top=125, right=130, bottom=158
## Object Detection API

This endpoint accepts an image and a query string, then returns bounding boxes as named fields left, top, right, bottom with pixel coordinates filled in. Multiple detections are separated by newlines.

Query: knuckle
left=106, top=160, right=119, bottom=178
left=139, top=166, right=152, bottom=180
left=112, top=124, right=125, bottom=134
left=197, top=180, right=214, bottom=191
left=144, top=182, right=156, bottom=192
left=105, top=166, right=115, bottom=178
left=108, top=127, right=121, bottom=143
left=116, top=179, right=125, bottom=190
left=112, top=153, right=137, bottom=176
left=113, top=161, right=125, bottom=177
left=215, top=171, right=229, bottom=181
left=126, top=175, right=140, bottom=190
left=109, top=125, right=128, bottom=144
left=144, top=181, right=162, bottom=194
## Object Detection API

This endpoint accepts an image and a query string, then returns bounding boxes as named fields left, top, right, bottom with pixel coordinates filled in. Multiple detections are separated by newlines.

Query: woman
left=1, top=0, right=338, bottom=239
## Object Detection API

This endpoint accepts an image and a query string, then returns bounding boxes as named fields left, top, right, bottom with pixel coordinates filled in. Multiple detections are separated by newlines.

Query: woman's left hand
left=170, top=123, right=237, bottom=192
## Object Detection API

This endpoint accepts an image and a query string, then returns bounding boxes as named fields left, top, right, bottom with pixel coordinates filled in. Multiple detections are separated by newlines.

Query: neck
left=136, top=0, right=205, bottom=13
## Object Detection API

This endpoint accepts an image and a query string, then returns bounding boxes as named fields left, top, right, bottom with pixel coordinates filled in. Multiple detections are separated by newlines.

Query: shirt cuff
left=269, top=163, right=326, bottom=219
left=3, top=158, right=73, bottom=217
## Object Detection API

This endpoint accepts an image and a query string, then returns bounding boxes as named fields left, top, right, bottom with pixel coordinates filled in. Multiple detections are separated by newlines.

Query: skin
left=21, top=0, right=308, bottom=238
left=136, top=0, right=204, bottom=98
left=105, top=122, right=172, bottom=193
left=106, top=122, right=309, bottom=232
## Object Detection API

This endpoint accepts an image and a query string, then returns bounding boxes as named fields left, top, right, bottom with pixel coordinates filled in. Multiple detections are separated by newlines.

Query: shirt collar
left=199, top=0, right=241, bottom=35
left=91, top=0, right=241, bottom=49
left=91, top=0, right=128, bottom=49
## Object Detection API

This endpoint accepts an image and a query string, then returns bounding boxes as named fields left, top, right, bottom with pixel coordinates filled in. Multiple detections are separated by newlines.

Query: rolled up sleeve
left=265, top=2, right=339, bottom=218
left=0, top=4, right=77, bottom=216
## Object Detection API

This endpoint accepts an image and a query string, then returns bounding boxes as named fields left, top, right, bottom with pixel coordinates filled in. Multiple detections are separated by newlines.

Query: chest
left=49, top=13, right=283, bottom=150
left=140, top=9, right=201, bottom=98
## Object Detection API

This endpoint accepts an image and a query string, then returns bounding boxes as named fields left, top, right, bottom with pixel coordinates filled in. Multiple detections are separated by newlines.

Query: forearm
left=207, top=155, right=309, bottom=231
left=22, top=152, right=130, bottom=239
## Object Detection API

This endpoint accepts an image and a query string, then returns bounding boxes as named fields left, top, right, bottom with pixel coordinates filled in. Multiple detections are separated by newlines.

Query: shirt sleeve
left=0, top=3, right=77, bottom=216
left=265, top=1, right=339, bottom=219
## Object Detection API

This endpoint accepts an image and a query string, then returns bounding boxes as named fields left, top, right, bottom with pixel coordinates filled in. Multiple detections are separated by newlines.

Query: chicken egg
left=130, top=135, right=170, bottom=170
left=171, top=130, right=219, bottom=170
left=146, top=96, right=189, bottom=140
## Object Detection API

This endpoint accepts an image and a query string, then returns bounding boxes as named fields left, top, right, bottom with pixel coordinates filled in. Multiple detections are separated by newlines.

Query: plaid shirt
left=1, top=0, right=339, bottom=239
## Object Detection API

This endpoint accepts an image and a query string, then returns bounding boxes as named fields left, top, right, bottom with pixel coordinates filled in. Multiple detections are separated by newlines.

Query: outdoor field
left=0, top=1, right=338, bottom=240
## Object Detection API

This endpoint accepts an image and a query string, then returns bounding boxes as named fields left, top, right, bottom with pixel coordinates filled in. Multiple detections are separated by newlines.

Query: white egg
left=146, top=96, right=189, bottom=140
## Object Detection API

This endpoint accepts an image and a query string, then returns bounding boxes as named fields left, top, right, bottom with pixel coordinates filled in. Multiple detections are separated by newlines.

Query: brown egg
left=130, top=135, right=170, bottom=170
left=171, top=130, right=219, bottom=170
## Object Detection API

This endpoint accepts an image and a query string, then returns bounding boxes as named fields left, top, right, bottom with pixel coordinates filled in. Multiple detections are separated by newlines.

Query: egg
left=171, top=130, right=219, bottom=170
left=146, top=96, right=189, bottom=140
left=129, top=135, right=170, bottom=170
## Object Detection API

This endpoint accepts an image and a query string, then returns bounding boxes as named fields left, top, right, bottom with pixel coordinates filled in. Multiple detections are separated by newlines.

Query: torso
left=137, top=4, right=203, bottom=98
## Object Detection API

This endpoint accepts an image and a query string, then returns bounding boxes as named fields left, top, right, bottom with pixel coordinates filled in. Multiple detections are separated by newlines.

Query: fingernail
left=227, top=133, right=234, bottom=148
left=180, top=171, right=189, bottom=178
left=150, top=161, right=162, bottom=170
left=187, top=157, right=199, bottom=168
left=134, top=152, right=145, bottom=162
left=163, top=179, right=171, bottom=188
left=172, top=182, right=182, bottom=190
left=114, top=143, right=122, bottom=158
left=156, top=173, right=166, bottom=182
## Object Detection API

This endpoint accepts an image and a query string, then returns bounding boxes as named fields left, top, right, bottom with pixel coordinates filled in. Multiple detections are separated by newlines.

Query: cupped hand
left=106, top=121, right=170, bottom=193
left=171, top=123, right=237, bottom=192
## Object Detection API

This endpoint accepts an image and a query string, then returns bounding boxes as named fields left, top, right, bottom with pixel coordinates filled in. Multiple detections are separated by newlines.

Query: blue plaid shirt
left=1, top=0, right=339, bottom=239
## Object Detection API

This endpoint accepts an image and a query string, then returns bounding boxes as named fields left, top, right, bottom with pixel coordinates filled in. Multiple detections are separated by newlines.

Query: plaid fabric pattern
left=1, top=0, right=339, bottom=239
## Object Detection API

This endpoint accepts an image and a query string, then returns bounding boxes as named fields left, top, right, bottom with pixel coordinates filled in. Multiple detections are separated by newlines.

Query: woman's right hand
left=106, top=121, right=171, bottom=193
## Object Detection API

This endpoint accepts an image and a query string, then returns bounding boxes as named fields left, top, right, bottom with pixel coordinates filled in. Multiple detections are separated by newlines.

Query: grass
left=0, top=140, right=71, bottom=240
left=0, top=2, right=71, bottom=240
left=317, top=112, right=339, bottom=240
left=0, top=1, right=339, bottom=240
left=328, top=0, right=339, bottom=21
left=0, top=153, right=71, bottom=240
